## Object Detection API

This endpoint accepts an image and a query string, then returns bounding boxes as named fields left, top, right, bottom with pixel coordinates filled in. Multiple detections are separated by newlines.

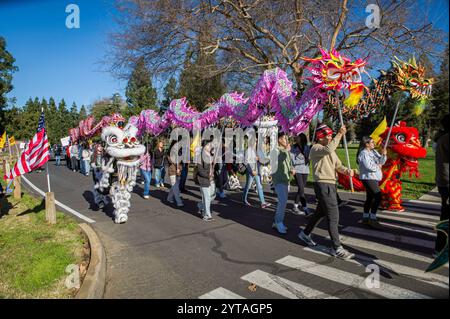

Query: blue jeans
left=80, top=159, right=85, bottom=174
left=55, top=156, right=61, bottom=166
left=179, top=164, right=188, bottom=190
left=198, top=182, right=216, bottom=218
left=274, top=183, right=288, bottom=224
left=83, top=160, right=90, bottom=175
left=141, top=169, right=152, bottom=196
left=154, top=166, right=166, bottom=186
left=243, top=173, right=266, bottom=204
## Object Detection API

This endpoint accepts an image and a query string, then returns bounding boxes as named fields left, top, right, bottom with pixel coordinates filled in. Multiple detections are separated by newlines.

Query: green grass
left=0, top=166, right=88, bottom=298
left=334, top=144, right=435, bottom=199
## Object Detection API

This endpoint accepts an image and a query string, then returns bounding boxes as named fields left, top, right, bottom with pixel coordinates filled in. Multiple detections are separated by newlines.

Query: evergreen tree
left=47, top=97, right=58, bottom=144
left=58, top=99, right=70, bottom=138
left=79, top=104, right=87, bottom=119
left=125, top=57, right=158, bottom=115
left=0, top=37, right=18, bottom=134
left=69, top=101, right=79, bottom=127
left=161, top=77, right=178, bottom=114
left=178, top=33, right=226, bottom=111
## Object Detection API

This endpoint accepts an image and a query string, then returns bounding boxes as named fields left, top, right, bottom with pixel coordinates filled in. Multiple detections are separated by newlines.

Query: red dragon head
left=380, top=121, right=427, bottom=176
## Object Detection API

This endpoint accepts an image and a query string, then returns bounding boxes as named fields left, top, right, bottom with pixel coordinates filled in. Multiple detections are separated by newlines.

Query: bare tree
left=109, top=0, right=446, bottom=90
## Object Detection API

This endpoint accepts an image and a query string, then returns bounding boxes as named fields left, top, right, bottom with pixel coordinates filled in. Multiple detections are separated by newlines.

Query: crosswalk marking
left=303, top=247, right=449, bottom=289
left=241, top=270, right=338, bottom=299
left=378, top=210, right=440, bottom=222
left=377, top=221, right=436, bottom=237
left=199, top=287, right=245, bottom=299
left=339, top=235, right=447, bottom=268
left=343, top=226, right=435, bottom=249
left=376, top=214, right=436, bottom=228
left=276, top=255, right=432, bottom=299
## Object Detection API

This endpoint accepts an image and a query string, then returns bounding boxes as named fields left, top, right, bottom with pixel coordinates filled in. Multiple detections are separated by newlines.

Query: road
left=24, top=163, right=448, bottom=299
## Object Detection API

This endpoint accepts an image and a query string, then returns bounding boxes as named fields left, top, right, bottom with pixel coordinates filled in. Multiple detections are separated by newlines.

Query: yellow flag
left=190, top=132, right=201, bottom=159
left=8, top=136, right=15, bottom=146
left=0, top=132, right=6, bottom=148
left=370, top=117, right=388, bottom=147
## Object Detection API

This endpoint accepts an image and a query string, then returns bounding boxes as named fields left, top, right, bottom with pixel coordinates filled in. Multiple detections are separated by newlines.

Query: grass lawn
left=334, top=144, right=435, bottom=199
left=0, top=167, right=88, bottom=298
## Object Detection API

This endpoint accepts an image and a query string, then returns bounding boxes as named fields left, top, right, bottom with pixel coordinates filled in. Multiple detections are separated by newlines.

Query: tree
left=161, top=76, right=179, bottom=114
left=0, top=36, right=18, bottom=133
left=430, top=45, right=449, bottom=140
left=178, top=29, right=226, bottom=111
left=125, top=57, right=158, bottom=115
left=91, top=94, right=127, bottom=121
left=110, top=0, right=446, bottom=91
left=69, top=101, right=79, bottom=127
left=46, top=97, right=59, bottom=144
left=79, top=104, right=88, bottom=119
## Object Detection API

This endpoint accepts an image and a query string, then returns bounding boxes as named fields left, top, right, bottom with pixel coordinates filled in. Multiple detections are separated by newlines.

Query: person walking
left=139, top=143, right=153, bottom=199
left=290, top=133, right=312, bottom=216
left=91, top=143, right=110, bottom=209
left=81, top=143, right=92, bottom=176
left=65, top=145, right=71, bottom=169
left=298, top=124, right=356, bottom=260
left=167, top=141, right=184, bottom=207
left=70, top=142, right=79, bottom=172
left=197, top=141, right=216, bottom=222
left=271, top=131, right=293, bottom=234
left=242, top=138, right=271, bottom=208
left=54, top=144, right=62, bottom=166
left=153, top=139, right=167, bottom=188
left=215, top=143, right=229, bottom=199
left=357, top=136, right=387, bottom=229
left=179, top=162, right=189, bottom=193
left=434, top=114, right=449, bottom=257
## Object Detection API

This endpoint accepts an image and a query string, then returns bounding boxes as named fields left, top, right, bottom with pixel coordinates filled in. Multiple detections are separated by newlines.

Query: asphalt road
left=24, top=162, right=448, bottom=299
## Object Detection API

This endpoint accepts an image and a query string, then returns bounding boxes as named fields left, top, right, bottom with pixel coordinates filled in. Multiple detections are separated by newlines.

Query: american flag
left=4, top=111, right=50, bottom=180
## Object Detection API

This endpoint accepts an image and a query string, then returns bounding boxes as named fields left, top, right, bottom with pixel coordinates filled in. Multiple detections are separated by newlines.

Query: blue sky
left=0, top=0, right=448, bottom=111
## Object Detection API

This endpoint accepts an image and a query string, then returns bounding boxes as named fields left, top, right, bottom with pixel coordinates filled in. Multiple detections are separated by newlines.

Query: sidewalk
left=418, top=187, right=441, bottom=203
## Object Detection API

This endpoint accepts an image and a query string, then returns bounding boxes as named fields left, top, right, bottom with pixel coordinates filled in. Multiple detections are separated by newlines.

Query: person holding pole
left=298, top=124, right=356, bottom=260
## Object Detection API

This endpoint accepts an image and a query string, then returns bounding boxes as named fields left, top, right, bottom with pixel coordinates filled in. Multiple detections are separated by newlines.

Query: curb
left=76, top=223, right=106, bottom=299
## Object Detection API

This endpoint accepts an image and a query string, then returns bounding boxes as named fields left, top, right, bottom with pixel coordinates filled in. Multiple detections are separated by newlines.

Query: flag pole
left=336, top=91, right=354, bottom=192
left=41, top=107, right=51, bottom=193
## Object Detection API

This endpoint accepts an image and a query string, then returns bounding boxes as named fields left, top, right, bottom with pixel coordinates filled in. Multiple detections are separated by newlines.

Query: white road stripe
left=340, top=236, right=447, bottom=267
left=199, top=287, right=245, bottom=299
left=303, top=247, right=449, bottom=289
left=378, top=210, right=439, bottom=222
left=241, top=270, right=338, bottom=299
left=22, top=175, right=96, bottom=224
left=377, top=222, right=436, bottom=237
left=376, top=214, right=436, bottom=228
left=343, top=226, right=435, bottom=249
left=405, top=199, right=441, bottom=208
left=276, top=255, right=431, bottom=299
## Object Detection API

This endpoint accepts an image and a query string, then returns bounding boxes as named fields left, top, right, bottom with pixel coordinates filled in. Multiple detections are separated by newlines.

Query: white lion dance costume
left=95, top=123, right=145, bottom=224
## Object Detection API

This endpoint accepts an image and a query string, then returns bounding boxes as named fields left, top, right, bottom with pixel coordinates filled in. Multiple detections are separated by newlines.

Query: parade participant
left=54, top=144, right=62, bottom=166
left=197, top=140, right=216, bottom=221
left=70, top=142, right=79, bottom=172
left=290, top=133, right=311, bottom=215
left=434, top=114, right=449, bottom=257
left=272, top=131, right=293, bottom=234
left=153, top=139, right=166, bottom=188
left=242, top=136, right=271, bottom=208
left=167, top=141, right=184, bottom=207
left=179, top=162, right=189, bottom=193
left=215, top=142, right=228, bottom=199
left=139, top=143, right=152, bottom=199
left=81, top=143, right=92, bottom=176
left=298, top=124, right=356, bottom=260
left=357, top=136, right=387, bottom=229
left=91, top=143, right=109, bottom=210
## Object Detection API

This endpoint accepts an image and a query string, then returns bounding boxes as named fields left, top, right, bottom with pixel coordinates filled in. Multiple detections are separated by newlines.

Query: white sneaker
left=167, top=198, right=175, bottom=204
left=331, top=246, right=355, bottom=260
left=272, top=222, right=287, bottom=234
left=143, top=195, right=150, bottom=199
left=298, top=230, right=317, bottom=247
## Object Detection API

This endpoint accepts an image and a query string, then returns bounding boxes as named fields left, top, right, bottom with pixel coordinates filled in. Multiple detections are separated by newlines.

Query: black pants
left=305, top=182, right=341, bottom=249
left=294, top=173, right=308, bottom=207
left=362, top=180, right=382, bottom=215
left=216, top=165, right=229, bottom=193
left=436, top=186, right=449, bottom=252
left=66, top=155, right=71, bottom=169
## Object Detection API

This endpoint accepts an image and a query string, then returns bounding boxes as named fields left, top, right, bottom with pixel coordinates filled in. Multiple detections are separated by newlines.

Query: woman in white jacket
left=357, top=136, right=387, bottom=229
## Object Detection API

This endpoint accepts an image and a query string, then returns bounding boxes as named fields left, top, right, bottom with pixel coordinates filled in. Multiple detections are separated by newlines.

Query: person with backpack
left=290, top=133, right=312, bottom=216
left=357, top=136, right=387, bottom=229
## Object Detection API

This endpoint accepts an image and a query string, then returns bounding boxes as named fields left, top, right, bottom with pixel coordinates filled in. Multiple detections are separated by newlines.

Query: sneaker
left=368, top=219, right=383, bottom=230
left=176, top=202, right=184, bottom=207
left=202, top=216, right=214, bottom=222
left=272, top=222, right=287, bottom=234
left=243, top=201, right=252, bottom=207
left=298, top=230, right=317, bottom=247
left=292, top=206, right=302, bottom=215
left=167, top=198, right=175, bottom=204
left=261, top=203, right=272, bottom=209
left=143, top=195, right=150, bottom=199
left=331, top=246, right=355, bottom=260
left=218, top=192, right=226, bottom=199
left=302, top=207, right=312, bottom=216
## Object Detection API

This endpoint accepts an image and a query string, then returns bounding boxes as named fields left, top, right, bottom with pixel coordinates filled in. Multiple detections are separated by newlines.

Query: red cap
left=315, top=124, right=333, bottom=140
